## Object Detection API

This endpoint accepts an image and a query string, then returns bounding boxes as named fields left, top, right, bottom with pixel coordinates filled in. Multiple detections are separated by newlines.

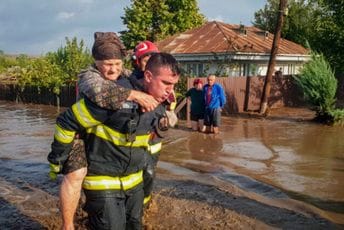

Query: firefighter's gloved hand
left=165, top=110, right=178, bottom=128
left=49, top=163, right=61, bottom=181
left=156, top=116, right=169, bottom=138
left=155, top=111, right=178, bottom=138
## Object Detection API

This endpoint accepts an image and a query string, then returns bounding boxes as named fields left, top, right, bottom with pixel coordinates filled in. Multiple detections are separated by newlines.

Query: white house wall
left=181, top=61, right=305, bottom=77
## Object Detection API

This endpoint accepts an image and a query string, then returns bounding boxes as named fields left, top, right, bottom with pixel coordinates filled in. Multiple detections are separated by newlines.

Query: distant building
left=157, top=21, right=310, bottom=77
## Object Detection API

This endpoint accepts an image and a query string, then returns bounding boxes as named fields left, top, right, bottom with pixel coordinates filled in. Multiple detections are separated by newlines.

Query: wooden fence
left=0, top=84, right=76, bottom=107
left=0, top=75, right=306, bottom=113
left=186, top=75, right=305, bottom=114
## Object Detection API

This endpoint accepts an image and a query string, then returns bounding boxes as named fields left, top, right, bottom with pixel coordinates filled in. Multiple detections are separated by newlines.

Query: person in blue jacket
left=203, top=74, right=226, bottom=134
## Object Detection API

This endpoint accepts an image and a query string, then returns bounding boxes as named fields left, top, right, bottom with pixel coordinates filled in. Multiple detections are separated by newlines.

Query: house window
left=186, top=63, right=204, bottom=76
left=225, top=63, right=241, bottom=77
left=288, top=64, right=293, bottom=74
left=257, top=65, right=267, bottom=76
left=249, top=64, right=258, bottom=76
left=198, top=64, right=204, bottom=76
left=187, top=64, right=197, bottom=76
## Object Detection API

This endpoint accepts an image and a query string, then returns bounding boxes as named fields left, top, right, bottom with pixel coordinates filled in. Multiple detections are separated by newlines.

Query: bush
left=1, top=37, right=93, bottom=95
left=0, top=52, right=17, bottom=73
left=329, top=109, right=344, bottom=126
left=46, top=37, right=93, bottom=83
left=17, top=57, right=67, bottom=94
left=294, top=51, right=344, bottom=125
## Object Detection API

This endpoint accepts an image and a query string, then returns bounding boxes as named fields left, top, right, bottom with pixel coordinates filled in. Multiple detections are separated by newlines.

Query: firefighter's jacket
left=48, top=77, right=166, bottom=182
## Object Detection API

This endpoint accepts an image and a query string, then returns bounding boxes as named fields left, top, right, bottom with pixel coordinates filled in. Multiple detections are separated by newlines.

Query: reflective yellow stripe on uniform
left=169, top=102, right=176, bottom=111
left=72, top=99, right=101, bottom=128
left=49, top=163, right=61, bottom=173
left=143, top=195, right=151, bottom=205
left=148, top=142, right=162, bottom=155
left=83, top=170, right=143, bottom=190
left=54, top=124, right=75, bottom=144
left=86, top=125, right=150, bottom=147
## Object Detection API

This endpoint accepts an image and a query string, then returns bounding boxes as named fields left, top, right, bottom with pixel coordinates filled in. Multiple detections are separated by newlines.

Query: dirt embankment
left=141, top=170, right=343, bottom=230
left=1, top=169, right=341, bottom=230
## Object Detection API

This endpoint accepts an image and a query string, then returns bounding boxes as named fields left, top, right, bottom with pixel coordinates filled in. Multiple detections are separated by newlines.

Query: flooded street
left=160, top=116, right=344, bottom=224
left=0, top=100, right=343, bottom=229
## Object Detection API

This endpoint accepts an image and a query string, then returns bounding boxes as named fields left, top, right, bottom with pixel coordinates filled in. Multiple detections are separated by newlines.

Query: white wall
left=181, top=61, right=304, bottom=77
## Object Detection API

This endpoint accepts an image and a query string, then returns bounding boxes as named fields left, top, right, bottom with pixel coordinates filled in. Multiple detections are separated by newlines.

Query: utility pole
left=260, top=0, right=288, bottom=114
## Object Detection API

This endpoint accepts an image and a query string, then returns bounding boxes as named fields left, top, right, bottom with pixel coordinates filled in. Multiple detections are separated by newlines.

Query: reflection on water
left=161, top=116, right=344, bottom=220
left=0, top=100, right=343, bottom=224
left=0, top=101, right=59, bottom=162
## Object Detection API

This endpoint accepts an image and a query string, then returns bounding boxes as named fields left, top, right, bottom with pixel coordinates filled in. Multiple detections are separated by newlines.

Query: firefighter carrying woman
left=48, top=32, right=179, bottom=229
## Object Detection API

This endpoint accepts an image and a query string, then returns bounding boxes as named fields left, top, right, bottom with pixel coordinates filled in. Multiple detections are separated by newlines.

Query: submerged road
left=0, top=100, right=343, bottom=228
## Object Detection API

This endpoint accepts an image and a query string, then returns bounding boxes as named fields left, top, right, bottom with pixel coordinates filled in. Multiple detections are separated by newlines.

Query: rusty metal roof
left=157, top=21, right=308, bottom=55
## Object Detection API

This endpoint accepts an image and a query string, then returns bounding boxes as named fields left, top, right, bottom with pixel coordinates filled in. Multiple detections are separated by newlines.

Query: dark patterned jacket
left=77, top=64, right=131, bottom=110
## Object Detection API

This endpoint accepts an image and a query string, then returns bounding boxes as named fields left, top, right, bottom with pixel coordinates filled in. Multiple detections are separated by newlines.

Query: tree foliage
left=313, top=0, right=344, bottom=75
left=253, top=0, right=344, bottom=75
left=46, top=37, right=93, bottom=83
left=120, top=0, right=205, bottom=49
left=0, top=53, right=17, bottom=73
left=253, top=0, right=280, bottom=33
left=253, top=0, right=319, bottom=47
left=17, top=58, right=67, bottom=94
left=294, top=51, right=344, bottom=125
left=1, top=37, right=92, bottom=95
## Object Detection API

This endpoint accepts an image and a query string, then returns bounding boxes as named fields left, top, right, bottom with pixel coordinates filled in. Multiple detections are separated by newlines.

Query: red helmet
left=133, top=41, right=159, bottom=65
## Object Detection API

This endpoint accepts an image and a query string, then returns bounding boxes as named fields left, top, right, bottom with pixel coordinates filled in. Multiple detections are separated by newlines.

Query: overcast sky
left=0, top=0, right=266, bottom=55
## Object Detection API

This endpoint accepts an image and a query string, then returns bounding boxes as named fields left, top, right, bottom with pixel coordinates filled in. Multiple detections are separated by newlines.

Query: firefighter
left=55, top=32, right=160, bottom=230
left=48, top=52, right=180, bottom=229
left=130, top=41, right=177, bottom=206
left=132, top=40, right=177, bottom=112
left=132, top=40, right=159, bottom=79
left=132, top=40, right=177, bottom=113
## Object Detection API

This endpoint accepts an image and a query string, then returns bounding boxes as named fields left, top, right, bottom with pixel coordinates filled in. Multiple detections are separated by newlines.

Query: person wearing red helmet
left=49, top=52, right=180, bottom=229
left=132, top=40, right=160, bottom=79
left=53, top=33, right=161, bottom=230
left=130, top=41, right=178, bottom=208
left=132, top=41, right=177, bottom=111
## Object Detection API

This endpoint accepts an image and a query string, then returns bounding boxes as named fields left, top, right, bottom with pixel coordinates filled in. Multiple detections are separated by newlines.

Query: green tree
left=294, top=51, right=344, bottom=125
left=15, top=54, right=31, bottom=68
left=46, top=37, right=92, bottom=83
left=0, top=53, right=17, bottom=73
left=253, top=0, right=279, bottom=32
left=314, top=0, right=344, bottom=75
left=253, top=0, right=319, bottom=47
left=17, top=57, right=67, bottom=94
left=3, top=37, right=92, bottom=95
left=253, top=0, right=344, bottom=75
left=120, top=0, right=205, bottom=49
left=0, top=52, right=33, bottom=74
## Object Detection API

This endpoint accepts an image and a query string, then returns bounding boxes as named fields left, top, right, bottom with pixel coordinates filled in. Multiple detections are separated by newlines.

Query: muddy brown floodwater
left=0, top=100, right=343, bottom=229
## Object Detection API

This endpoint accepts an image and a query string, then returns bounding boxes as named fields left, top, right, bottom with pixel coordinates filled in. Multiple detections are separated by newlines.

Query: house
left=157, top=21, right=310, bottom=77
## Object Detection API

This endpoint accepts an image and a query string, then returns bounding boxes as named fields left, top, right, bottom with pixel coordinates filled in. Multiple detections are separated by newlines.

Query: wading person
left=203, top=74, right=226, bottom=134
left=52, top=32, right=160, bottom=230
left=48, top=53, right=180, bottom=229
left=185, top=78, right=205, bottom=132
